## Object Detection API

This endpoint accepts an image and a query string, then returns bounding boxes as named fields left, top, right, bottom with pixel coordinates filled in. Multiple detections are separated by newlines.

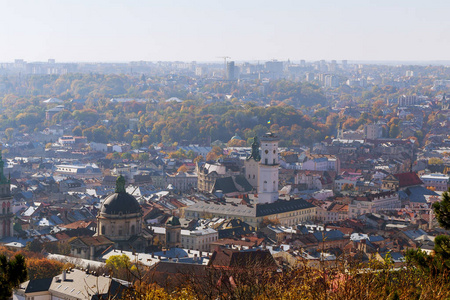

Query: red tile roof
left=61, top=220, right=96, bottom=229
left=394, top=172, right=423, bottom=188
left=209, top=248, right=277, bottom=271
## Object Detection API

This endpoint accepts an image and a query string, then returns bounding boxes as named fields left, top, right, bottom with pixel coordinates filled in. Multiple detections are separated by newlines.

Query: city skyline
left=1, top=0, right=450, bottom=62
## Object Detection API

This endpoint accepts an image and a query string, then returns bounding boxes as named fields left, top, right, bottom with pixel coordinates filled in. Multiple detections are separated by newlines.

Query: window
left=101, top=226, right=106, bottom=234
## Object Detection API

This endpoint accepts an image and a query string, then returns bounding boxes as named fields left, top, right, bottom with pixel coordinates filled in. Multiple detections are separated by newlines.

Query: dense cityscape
left=0, top=57, right=449, bottom=299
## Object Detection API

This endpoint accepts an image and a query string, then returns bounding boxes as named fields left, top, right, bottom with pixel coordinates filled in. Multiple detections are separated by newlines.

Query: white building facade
left=258, top=132, right=280, bottom=204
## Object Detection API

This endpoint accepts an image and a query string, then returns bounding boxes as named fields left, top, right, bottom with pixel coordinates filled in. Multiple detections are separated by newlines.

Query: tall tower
left=165, top=216, right=181, bottom=248
left=244, top=136, right=261, bottom=190
left=0, top=150, right=13, bottom=239
left=226, top=61, right=235, bottom=80
left=257, top=132, right=279, bottom=204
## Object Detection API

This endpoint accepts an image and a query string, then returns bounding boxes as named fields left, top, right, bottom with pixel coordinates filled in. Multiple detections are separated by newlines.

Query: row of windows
left=182, top=236, right=218, bottom=244
left=101, top=224, right=136, bottom=235
left=1, top=202, right=11, bottom=215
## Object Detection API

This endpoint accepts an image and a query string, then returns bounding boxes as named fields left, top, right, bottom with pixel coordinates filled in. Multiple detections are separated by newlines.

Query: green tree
left=72, top=126, right=83, bottom=136
left=433, top=190, right=450, bottom=230
left=121, top=152, right=132, bottom=160
left=138, top=153, right=149, bottom=162
left=389, top=124, right=400, bottom=138
left=0, top=254, right=27, bottom=299
left=25, top=239, right=43, bottom=253
left=408, top=190, right=450, bottom=274
left=105, top=254, right=136, bottom=280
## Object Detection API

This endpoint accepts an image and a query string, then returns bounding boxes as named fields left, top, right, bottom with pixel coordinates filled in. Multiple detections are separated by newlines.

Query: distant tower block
left=258, top=132, right=279, bottom=204
left=227, top=61, right=235, bottom=80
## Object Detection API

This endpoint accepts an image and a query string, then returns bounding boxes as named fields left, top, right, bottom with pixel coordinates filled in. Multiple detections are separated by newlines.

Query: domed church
left=97, top=175, right=150, bottom=251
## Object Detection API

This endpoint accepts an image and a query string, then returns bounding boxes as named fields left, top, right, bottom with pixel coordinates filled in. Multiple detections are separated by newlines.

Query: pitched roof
left=71, top=235, right=113, bottom=247
left=213, top=175, right=253, bottom=195
left=208, top=248, right=277, bottom=270
left=256, top=199, right=316, bottom=217
left=24, top=278, right=53, bottom=293
left=313, top=230, right=345, bottom=242
left=61, top=220, right=96, bottom=229
left=394, top=172, right=423, bottom=188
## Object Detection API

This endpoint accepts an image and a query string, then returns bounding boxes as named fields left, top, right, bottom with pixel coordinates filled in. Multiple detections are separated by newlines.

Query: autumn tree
left=342, top=183, right=354, bottom=191
left=206, top=146, right=223, bottom=161
left=177, top=165, right=188, bottom=173
left=105, top=254, right=138, bottom=280
left=227, top=138, right=247, bottom=147
left=193, top=155, right=204, bottom=165
left=4, top=128, right=14, bottom=141
left=260, top=217, right=281, bottom=228
left=429, top=157, right=444, bottom=165
left=26, top=257, right=64, bottom=280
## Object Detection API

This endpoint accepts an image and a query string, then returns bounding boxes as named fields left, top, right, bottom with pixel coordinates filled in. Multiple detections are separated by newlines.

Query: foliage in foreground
left=0, top=254, right=27, bottom=300
left=121, top=262, right=450, bottom=300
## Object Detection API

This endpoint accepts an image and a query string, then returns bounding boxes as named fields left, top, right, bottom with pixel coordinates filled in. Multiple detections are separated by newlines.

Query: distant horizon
left=3, top=59, right=450, bottom=66
left=1, top=1, right=450, bottom=63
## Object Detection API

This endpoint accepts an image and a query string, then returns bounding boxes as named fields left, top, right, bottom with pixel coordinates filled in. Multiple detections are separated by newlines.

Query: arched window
left=131, top=225, right=135, bottom=235
left=263, top=181, right=267, bottom=192
left=101, top=226, right=106, bottom=234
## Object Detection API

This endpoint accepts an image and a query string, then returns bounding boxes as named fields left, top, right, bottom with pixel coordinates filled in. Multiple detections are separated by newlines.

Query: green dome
left=231, top=134, right=242, bottom=140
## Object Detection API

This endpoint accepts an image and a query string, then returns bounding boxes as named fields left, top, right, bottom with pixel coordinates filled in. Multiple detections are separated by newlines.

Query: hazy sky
left=1, top=0, right=449, bottom=62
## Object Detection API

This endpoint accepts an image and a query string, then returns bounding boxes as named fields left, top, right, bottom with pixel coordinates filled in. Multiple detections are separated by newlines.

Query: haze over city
left=1, top=0, right=450, bottom=62
left=3, top=1, right=450, bottom=299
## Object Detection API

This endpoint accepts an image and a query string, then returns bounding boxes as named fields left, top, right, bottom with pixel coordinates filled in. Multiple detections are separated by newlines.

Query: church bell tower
left=0, top=149, right=13, bottom=239
left=257, top=132, right=279, bottom=204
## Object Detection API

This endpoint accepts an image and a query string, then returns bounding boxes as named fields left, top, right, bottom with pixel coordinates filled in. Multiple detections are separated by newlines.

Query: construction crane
left=217, top=56, right=230, bottom=79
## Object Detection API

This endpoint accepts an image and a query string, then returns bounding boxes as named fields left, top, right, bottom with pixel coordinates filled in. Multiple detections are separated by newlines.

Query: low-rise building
left=183, top=198, right=317, bottom=229
left=166, top=171, right=197, bottom=192
left=14, top=268, right=129, bottom=300
left=420, top=173, right=450, bottom=191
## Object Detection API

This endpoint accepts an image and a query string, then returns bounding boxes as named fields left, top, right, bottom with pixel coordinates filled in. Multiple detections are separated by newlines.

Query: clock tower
left=257, top=132, right=279, bottom=204
left=0, top=151, right=13, bottom=239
